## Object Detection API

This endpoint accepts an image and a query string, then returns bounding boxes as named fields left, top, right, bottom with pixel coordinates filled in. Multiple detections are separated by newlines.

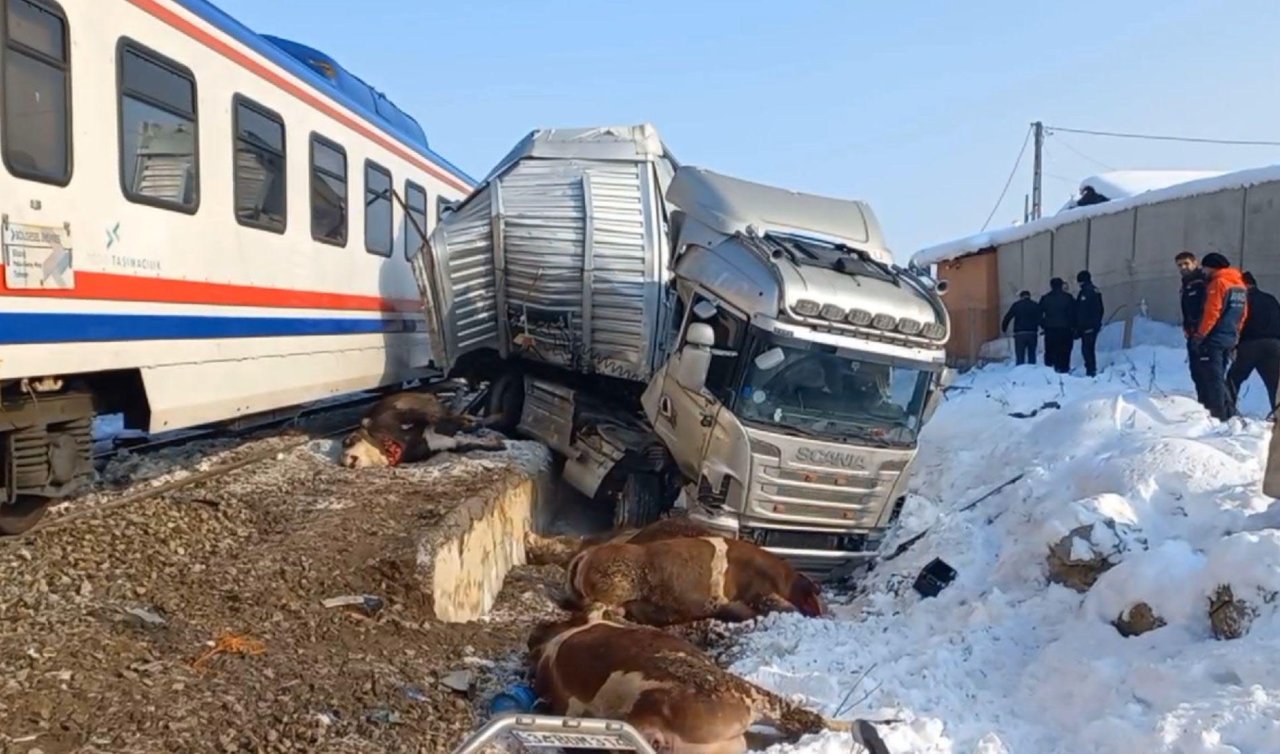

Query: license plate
left=510, top=730, right=636, bottom=750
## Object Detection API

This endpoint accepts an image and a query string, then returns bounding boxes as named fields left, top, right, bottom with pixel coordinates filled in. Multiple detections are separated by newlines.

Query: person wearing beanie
left=1039, top=277, right=1076, bottom=374
left=1074, top=270, right=1104, bottom=377
left=1002, top=290, right=1043, bottom=366
left=1192, top=252, right=1250, bottom=420
left=1228, top=271, right=1280, bottom=416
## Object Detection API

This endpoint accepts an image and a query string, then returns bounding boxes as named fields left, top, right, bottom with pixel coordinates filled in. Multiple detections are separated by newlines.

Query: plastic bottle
left=488, top=683, right=539, bottom=716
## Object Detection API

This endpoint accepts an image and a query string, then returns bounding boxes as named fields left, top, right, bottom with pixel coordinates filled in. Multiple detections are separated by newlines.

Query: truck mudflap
left=450, top=714, right=657, bottom=753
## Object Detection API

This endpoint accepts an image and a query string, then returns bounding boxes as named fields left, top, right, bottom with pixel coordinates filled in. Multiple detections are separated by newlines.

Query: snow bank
left=1079, top=170, right=1228, bottom=203
left=911, top=162, right=1280, bottom=267
left=730, top=317, right=1280, bottom=753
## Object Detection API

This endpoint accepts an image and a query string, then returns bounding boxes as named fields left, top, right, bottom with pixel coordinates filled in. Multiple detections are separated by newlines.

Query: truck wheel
left=485, top=371, right=524, bottom=434
left=613, top=473, right=666, bottom=529
left=0, top=496, right=50, bottom=535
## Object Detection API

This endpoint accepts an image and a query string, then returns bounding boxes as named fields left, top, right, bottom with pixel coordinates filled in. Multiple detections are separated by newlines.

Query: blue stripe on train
left=0, top=312, right=423, bottom=344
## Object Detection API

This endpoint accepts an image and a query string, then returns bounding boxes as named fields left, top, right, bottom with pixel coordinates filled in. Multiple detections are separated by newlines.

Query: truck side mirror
left=675, top=323, right=714, bottom=392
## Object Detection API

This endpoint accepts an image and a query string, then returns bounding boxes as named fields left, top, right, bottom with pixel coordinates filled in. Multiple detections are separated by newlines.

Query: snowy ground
left=730, top=319, right=1280, bottom=754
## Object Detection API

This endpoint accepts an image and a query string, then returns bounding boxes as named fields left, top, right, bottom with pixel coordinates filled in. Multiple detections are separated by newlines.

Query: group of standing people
left=1001, top=270, right=1105, bottom=376
left=1177, top=251, right=1280, bottom=421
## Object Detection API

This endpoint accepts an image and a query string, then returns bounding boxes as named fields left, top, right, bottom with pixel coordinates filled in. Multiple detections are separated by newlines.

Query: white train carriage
left=0, top=0, right=475, bottom=531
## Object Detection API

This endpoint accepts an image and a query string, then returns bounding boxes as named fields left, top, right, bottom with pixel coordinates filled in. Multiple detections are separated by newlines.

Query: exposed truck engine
left=410, top=124, right=951, bottom=576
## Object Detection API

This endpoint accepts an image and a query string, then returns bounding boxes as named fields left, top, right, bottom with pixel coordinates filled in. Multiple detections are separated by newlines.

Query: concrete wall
left=1244, top=181, right=1280, bottom=294
left=988, top=181, right=1279, bottom=333
left=996, top=240, right=1024, bottom=317
left=1053, top=220, right=1089, bottom=283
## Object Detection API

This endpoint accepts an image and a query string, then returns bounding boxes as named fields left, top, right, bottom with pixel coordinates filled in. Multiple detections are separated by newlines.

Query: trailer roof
left=482, top=124, right=677, bottom=183
left=666, top=167, right=891, bottom=263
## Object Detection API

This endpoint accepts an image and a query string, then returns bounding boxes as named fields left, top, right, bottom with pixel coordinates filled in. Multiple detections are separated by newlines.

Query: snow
left=911, top=163, right=1280, bottom=268
left=1076, top=171, right=1228, bottom=204
left=727, top=317, right=1280, bottom=753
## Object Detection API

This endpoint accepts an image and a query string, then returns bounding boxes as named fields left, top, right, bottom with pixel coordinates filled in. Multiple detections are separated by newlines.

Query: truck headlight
left=897, top=317, right=922, bottom=335
left=846, top=308, right=873, bottom=326
left=921, top=322, right=947, bottom=340
left=819, top=303, right=846, bottom=321
left=794, top=299, right=821, bottom=317
left=872, top=313, right=897, bottom=330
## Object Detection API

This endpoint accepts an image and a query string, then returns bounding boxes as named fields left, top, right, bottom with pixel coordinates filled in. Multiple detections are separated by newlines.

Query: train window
left=1, top=0, right=71, bottom=185
left=309, top=134, right=346, bottom=246
left=118, top=40, right=199, bottom=212
left=364, top=160, right=392, bottom=257
left=404, top=181, right=427, bottom=260
left=232, top=95, right=286, bottom=233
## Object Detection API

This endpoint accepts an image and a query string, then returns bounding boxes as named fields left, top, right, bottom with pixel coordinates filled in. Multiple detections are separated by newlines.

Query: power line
left=1045, top=124, right=1280, bottom=147
left=982, top=125, right=1033, bottom=232
left=1048, top=134, right=1117, bottom=171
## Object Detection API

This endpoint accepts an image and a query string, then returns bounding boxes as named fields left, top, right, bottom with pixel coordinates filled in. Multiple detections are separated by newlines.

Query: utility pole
left=1023, top=194, right=1029, bottom=224
left=1031, top=121, right=1044, bottom=221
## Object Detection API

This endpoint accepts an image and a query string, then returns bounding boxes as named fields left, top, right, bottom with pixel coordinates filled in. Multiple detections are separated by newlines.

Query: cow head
left=787, top=572, right=826, bottom=617
left=340, top=414, right=424, bottom=469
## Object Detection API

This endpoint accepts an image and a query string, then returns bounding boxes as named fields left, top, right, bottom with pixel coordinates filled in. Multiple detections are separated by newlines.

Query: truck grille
left=741, top=526, right=882, bottom=554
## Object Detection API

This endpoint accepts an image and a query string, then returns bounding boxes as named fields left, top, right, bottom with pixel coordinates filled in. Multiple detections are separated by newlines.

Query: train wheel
left=0, top=496, right=50, bottom=535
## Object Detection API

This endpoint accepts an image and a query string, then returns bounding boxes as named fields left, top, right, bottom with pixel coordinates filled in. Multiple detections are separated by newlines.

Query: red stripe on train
left=0, top=266, right=422, bottom=313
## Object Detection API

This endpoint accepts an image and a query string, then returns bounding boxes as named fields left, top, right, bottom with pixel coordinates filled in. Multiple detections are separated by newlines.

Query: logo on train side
left=794, top=446, right=867, bottom=470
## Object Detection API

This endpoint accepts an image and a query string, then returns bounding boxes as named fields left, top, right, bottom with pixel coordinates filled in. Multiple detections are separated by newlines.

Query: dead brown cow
left=526, top=516, right=718, bottom=568
left=340, top=391, right=504, bottom=468
left=562, top=533, right=826, bottom=625
left=527, top=612, right=890, bottom=754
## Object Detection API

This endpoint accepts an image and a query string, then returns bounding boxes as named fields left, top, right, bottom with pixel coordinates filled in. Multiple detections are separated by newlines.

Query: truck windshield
left=732, top=329, right=933, bottom=446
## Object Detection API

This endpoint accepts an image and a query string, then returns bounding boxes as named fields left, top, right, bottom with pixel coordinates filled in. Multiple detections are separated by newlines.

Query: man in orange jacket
left=1191, top=253, right=1250, bottom=421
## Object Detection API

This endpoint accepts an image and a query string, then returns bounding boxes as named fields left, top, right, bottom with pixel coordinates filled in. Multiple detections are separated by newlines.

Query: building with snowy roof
left=912, top=167, right=1280, bottom=366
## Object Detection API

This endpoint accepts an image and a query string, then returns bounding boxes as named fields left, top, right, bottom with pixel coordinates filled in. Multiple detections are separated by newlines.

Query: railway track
left=6, top=378, right=487, bottom=542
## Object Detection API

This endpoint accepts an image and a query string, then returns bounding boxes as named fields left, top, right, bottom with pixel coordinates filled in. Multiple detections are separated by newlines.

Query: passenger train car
left=0, top=0, right=475, bottom=531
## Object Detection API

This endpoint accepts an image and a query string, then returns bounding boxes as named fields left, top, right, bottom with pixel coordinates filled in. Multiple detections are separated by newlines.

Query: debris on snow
left=727, top=317, right=1280, bottom=754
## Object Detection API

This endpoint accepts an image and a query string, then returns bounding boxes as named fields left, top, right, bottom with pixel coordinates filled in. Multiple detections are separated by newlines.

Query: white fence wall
left=997, top=181, right=1280, bottom=329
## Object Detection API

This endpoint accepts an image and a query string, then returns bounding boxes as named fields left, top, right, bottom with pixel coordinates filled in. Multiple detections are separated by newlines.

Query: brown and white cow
left=560, top=533, right=826, bottom=626
left=527, top=611, right=890, bottom=754
left=340, top=391, right=505, bottom=468
left=525, top=516, right=718, bottom=568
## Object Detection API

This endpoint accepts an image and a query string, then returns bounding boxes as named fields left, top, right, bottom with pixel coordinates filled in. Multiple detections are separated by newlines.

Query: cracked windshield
left=735, top=333, right=932, bottom=445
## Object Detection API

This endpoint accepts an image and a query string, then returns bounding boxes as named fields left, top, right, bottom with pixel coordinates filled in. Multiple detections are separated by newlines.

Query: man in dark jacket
left=1074, top=270, right=1104, bottom=377
left=1176, top=251, right=1209, bottom=404
left=1191, top=253, right=1250, bottom=421
left=1039, top=278, right=1076, bottom=374
left=1227, top=272, right=1280, bottom=416
left=1002, top=290, right=1042, bottom=365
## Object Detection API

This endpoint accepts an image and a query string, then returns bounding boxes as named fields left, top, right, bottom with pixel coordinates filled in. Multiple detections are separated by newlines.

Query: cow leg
left=622, top=600, right=677, bottom=626
left=711, top=601, right=759, bottom=623
left=752, top=593, right=799, bottom=616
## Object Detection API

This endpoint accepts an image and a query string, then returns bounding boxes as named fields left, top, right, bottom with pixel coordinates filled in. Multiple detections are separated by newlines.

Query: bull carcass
left=340, top=391, right=505, bottom=468
left=527, top=611, right=890, bottom=754
left=560, top=531, right=826, bottom=625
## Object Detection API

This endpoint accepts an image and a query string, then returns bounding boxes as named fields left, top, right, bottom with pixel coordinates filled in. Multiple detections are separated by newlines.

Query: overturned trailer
left=411, top=124, right=951, bottom=576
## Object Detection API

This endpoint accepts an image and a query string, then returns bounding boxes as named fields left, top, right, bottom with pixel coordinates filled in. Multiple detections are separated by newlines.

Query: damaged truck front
left=410, top=124, right=951, bottom=577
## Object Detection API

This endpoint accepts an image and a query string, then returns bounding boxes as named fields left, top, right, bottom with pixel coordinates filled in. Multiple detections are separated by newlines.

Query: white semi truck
left=410, top=124, right=951, bottom=576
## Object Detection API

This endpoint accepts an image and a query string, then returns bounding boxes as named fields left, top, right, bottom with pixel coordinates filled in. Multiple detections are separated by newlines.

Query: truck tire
left=485, top=371, right=524, bottom=434
left=613, top=472, right=667, bottom=529
left=0, top=496, right=50, bottom=535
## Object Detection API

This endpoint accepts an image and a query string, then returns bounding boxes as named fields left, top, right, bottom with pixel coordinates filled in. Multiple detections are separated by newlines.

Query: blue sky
left=214, top=0, right=1280, bottom=261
